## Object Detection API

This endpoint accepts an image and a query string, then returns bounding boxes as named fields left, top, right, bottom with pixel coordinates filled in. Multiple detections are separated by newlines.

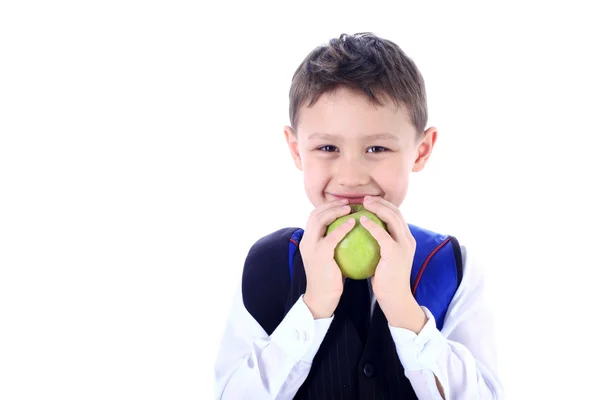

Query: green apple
left=325, top=204, right=388, bottom=280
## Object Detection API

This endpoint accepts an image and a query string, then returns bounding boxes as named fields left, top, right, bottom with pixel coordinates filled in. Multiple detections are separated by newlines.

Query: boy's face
left=284, top=86, right=437, bottom=208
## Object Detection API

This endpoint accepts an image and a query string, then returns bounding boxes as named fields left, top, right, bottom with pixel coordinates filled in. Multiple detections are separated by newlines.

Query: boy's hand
left=359, top=196, right=427, bottom=332
left=300, top=198, right=354, bottom=319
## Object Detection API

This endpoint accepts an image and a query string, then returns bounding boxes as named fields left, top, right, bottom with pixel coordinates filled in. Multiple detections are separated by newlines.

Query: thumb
left=323, top=218, right=355, bottom=249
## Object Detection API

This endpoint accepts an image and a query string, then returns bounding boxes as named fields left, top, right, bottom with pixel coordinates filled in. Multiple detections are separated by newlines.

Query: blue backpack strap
left=288, top=228, right=304, bottom=281
left=408, top=224, right=463, bottom=330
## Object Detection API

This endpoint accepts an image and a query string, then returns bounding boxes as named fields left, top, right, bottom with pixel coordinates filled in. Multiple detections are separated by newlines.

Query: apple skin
left=325, top=204, right=388, bottom=280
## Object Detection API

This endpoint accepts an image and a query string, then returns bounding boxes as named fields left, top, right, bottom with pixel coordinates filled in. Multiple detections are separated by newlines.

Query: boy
left=214, top=32, right=503, bottom=399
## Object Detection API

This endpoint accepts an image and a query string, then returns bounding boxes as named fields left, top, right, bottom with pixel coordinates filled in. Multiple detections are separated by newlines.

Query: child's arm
left=388, top=245, right=504, bottom=399
left=214, top=284, right=333, bottom=399
left=359, top=197, right=503, bottom=398
left=215, top=199, right=354, bottom=399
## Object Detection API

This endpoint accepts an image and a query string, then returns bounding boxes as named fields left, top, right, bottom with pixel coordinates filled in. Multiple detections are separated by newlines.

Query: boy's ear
left=284, top=125, right=303, bottom=171
left=412, top=126, right=438, bottom=172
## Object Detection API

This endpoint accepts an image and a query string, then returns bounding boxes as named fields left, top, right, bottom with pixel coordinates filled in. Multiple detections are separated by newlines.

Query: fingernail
left=360, top=216, right=368, bottom=223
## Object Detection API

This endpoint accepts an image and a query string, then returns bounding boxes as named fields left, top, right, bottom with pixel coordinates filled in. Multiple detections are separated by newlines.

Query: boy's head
left=284, top=32, right=437, bottom=209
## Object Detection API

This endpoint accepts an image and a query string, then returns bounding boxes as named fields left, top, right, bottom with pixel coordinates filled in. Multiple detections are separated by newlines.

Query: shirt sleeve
left=214, top=283, right=333, bottom=400
left=388, top=244, right=505, bottom=399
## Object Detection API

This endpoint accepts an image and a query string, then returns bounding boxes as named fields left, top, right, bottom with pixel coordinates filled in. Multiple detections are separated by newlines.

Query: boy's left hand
left=360, top=196, right=427, bottom=332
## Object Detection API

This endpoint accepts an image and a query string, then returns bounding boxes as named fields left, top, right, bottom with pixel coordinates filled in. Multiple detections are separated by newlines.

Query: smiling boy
left=215, top=32, right=503, bottom=399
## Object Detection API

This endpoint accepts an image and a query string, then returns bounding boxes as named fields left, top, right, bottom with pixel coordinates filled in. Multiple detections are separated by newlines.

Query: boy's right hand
left=300, top=198, right=355, bottom=319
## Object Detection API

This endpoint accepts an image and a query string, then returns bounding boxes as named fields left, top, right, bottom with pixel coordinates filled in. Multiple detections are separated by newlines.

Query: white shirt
left=214, top=244, right=504, bottom=399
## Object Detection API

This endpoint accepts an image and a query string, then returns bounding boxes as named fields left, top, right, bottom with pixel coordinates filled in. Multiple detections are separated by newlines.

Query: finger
left=370, top=196, right=412, bottom=239
left=362, top=197, right=403, bottom=241
left=316, top=198, right=350, bottom=219
left=394, top=207, right=412, bottom=239
left=364, top=196, right=401, bottom=218
left=359, top=214, right=395, bottom=251
left=305, top=199, right=348, bottom=231
left=322, top=217, right=355, bottom=249
left=304, top=200, right=350, bottom=242
left=314, top=203, right=353, bottom=238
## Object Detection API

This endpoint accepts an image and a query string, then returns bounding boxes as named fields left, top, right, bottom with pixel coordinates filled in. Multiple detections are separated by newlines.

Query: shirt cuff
left=388, top=306, right=446, bottom=372
left=269, top=295, right=334, bottom=364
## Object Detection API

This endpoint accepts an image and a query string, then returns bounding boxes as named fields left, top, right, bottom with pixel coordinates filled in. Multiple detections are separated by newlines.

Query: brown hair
left=289, top=32, right=428, bottom=136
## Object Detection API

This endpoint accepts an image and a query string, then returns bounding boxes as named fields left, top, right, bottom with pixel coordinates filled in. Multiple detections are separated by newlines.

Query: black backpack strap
left=241, top=227, right=300, bottom=335
left=448, top=235, right=464, bottom=287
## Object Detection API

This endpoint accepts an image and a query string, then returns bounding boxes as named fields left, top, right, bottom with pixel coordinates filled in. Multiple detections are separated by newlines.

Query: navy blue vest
left=242, top=224, right=463, bottom=399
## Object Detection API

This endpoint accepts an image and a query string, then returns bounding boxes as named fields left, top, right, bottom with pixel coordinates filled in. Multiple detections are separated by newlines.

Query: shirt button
left=295, top=329, right=309, bottom=342
left=363, top=362, right=374, bottom=378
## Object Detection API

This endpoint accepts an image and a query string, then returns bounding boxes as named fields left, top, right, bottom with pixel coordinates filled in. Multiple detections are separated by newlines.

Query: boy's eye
left=366, top=146, right=389, bottom=153
left=318, top=145, right=339, bottom=152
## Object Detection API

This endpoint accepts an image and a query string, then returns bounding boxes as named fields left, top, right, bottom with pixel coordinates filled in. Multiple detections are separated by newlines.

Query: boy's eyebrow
left=307, top=132, right=399, bottom=141
left=307, top=132, right=337, bottom=141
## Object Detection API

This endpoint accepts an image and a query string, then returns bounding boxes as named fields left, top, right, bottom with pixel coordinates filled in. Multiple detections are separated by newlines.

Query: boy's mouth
left=330, top=194, right=373, bottom=204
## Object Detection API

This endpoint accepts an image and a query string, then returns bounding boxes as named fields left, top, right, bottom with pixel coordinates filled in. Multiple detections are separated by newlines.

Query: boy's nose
left=334, top=157, right=370, bottom=187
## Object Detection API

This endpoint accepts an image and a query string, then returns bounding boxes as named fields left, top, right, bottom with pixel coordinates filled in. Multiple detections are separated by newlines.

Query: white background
left=1, top=1, right=599, bottom=399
